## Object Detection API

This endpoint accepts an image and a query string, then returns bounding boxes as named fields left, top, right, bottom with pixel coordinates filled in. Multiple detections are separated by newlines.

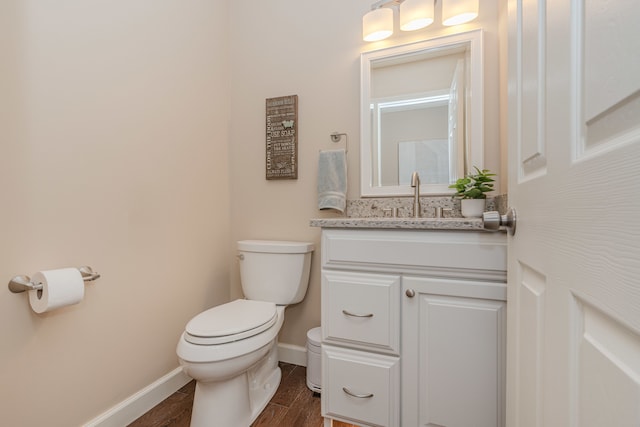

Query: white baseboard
left=278, top=342, right=307, bottom=367
left=83, top=344, right=307, bottom=426
left=83, top=367, right=191, bottom=427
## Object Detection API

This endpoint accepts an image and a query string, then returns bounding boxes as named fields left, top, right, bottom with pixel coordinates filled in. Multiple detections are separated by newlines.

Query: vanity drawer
left=321, top=345, right=400, bottom=427
left=322, top=271, right=400, bottom=353
left=321, top=229, right=507, bottom=280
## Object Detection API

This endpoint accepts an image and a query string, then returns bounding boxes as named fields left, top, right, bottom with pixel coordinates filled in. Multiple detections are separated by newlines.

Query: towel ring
left=330, top=132, right=348, bottom=153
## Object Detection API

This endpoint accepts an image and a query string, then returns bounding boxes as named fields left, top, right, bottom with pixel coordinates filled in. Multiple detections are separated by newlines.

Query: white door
left=507, top=0, right=640, bottom=426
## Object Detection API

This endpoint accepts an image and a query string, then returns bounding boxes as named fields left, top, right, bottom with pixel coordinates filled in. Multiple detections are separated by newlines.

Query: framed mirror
left=360, top=29, right=484, bottom=197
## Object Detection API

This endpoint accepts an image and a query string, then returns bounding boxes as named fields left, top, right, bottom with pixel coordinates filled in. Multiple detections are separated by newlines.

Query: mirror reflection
left=361, top=30, right=484, bottom=197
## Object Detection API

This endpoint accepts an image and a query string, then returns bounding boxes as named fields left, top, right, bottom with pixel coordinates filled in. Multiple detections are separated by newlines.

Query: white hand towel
left=317, top=149, right=347, bottom=213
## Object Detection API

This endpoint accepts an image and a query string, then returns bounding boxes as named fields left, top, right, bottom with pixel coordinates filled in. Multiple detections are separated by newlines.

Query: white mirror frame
left=360, top=29, right=484, bottom=197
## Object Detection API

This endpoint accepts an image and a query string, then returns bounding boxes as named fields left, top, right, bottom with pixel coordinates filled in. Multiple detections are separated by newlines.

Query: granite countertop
left=310, top=217, right=486, bottom=231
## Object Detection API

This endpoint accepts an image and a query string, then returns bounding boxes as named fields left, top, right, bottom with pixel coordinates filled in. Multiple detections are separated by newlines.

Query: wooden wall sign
left=266, top=95, right=298, bottom=180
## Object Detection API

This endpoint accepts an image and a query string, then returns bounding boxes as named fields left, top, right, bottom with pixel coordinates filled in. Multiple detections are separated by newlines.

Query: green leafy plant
left=449, top=167, right=496, bottom=199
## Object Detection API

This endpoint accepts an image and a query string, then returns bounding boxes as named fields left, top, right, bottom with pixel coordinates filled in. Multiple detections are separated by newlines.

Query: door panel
left=514, top=263, right=546, bottom=427
left=579, top=0, right=640, bottom=156
left=575, top=298, right=640, bottom=426
left=403, top=276, right=506, bottom=427
left=518, top=0, right=546, bottom=177
left=508, top=0, right=640, bottom=426
left=420, top=294, right=505, bottom=427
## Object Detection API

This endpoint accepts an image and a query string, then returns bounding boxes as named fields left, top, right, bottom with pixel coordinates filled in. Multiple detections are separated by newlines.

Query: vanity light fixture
left=362, top=0, right=478, bottom=42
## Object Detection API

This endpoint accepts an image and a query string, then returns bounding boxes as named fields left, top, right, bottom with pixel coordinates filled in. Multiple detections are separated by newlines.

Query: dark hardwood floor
left=127, top=363, right=357, bottom=427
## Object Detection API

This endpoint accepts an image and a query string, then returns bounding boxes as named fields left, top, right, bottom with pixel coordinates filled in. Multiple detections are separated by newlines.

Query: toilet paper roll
left=29, top=268, right=85, bottom=314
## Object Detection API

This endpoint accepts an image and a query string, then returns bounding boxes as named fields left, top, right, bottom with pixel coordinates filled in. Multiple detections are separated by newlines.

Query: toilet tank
left=237, top=240, right=314, bottom=305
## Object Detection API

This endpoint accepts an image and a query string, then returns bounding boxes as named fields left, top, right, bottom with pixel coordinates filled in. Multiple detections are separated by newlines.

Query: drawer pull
left=342, top=309, right=374, bottom=318
left=342, top=387, right=374, bottom=399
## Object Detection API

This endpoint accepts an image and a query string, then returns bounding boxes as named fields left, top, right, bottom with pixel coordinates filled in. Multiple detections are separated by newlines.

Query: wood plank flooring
left=128, top=363, right=358, bottom=427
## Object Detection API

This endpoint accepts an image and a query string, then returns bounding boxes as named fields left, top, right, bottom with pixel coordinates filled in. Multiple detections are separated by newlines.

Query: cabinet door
left=402, top=276, right=506, bottom=427
left=322, top=270, right=400, bottom=353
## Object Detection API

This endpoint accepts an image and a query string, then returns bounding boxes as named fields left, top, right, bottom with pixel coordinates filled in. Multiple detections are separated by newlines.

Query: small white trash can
left=306, top=327, right=322, bottom=393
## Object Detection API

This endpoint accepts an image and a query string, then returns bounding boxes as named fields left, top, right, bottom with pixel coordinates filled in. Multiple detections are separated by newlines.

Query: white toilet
left=176, top=240, right=314, bottom=427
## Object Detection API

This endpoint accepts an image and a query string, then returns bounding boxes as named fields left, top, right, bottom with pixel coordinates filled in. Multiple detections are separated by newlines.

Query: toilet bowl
left=176, top=240, right=314, bottom=427
left=177, top=301, right=285, bottom=426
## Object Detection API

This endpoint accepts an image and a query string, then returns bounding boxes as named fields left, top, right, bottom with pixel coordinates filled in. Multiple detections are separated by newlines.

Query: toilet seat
left=185, top=299, right=277, bottom=345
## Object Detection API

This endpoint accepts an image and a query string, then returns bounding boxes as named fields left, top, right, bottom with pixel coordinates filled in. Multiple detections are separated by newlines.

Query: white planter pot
left=461, top=199, right=486, bottom=218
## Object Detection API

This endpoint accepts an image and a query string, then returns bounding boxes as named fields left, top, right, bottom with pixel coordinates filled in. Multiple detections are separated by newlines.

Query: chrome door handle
left=483, top=208, right=517, bottom=235
left=342, top=309, right=374, bottom=318
left=342, top=387, right=374, bottom=398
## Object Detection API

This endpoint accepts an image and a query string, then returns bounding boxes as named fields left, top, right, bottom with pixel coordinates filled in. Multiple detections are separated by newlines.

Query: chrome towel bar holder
left=330, top=132, right=348, bottom=153
left=8, top=266, right=101, bottom=294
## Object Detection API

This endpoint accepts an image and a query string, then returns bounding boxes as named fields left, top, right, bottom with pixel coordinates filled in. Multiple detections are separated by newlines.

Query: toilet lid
left=184, top=299, right=277, bottom=345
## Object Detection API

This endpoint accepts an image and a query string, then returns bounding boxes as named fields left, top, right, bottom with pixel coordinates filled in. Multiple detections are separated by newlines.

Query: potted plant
left=449, top=167, right=496, bottom=218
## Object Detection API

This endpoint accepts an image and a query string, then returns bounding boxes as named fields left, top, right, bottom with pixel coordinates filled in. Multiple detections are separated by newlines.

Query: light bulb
left=363, top=7, right=393, bottom=42
left=442, top=0, right=479, bottom=26
left=400, top=0, right=434, bottom=31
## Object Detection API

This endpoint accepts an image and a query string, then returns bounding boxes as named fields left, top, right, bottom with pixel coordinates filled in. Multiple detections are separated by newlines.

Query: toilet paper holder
left=8, top=266, right=100, bottom=293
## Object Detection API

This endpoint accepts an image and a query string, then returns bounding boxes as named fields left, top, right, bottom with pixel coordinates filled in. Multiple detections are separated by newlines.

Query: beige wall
left=0, top=1, right=230, bottom=426
left=228, top=0, right=504, bottom=348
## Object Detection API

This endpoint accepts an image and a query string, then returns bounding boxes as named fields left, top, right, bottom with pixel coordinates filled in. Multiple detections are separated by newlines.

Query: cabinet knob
left=406, top=289, right=416, bottom=298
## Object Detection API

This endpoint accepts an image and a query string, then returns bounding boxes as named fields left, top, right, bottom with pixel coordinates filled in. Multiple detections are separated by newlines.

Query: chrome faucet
left=411, top=172, right=421, bottom=218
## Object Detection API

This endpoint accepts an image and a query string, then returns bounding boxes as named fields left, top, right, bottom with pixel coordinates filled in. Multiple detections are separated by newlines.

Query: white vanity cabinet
left=319, top=228, right=507, bottom=427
